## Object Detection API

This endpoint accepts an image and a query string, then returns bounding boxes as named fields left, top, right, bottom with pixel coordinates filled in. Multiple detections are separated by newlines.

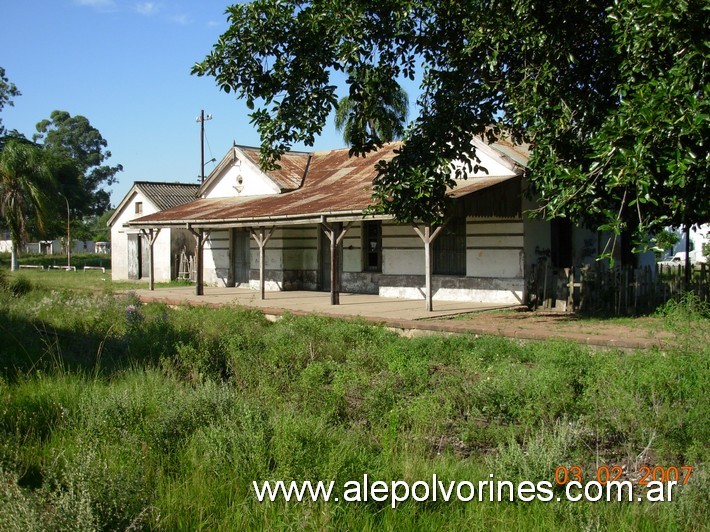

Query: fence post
left=542, top=261, right=549, bottom=310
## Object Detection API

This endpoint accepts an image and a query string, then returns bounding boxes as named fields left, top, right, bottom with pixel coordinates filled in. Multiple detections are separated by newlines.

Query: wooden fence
left=526, top=262, right=709, bottom=314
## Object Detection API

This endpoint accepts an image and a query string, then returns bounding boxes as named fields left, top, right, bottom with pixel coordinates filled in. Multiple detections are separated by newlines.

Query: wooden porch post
left=321, top=219, right=353, bottom=305
left=139, top=228, right=161, bottom=291
left=412, top=223, right=445, bottom=311
left=249, top=226, right=275, bottom=300
left=188, top=227, right=205, bottom=296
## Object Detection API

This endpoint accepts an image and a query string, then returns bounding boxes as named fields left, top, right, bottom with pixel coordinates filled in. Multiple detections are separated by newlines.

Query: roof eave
left=127, top=209, right=394, bottom=229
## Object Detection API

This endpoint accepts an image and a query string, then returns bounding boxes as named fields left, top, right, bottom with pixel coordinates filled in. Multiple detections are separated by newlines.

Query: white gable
left=449, top=138, right=522, bottom=181
left=201, top=147, right=283, bottom=199
left=108, top=186, right=160, bottom=230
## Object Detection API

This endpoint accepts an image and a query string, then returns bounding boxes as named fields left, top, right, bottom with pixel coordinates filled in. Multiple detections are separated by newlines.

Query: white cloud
left=170, top=13, right=190, bottom=25
left=135, top=2, right=160, bottom=16
left=76, top=0, right=194, bottom=24
left=74, top=0, right=117, bottom=10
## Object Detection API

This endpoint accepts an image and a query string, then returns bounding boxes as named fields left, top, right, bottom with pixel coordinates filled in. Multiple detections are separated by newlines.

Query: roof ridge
left=235, top=145, right=312, bottom=156
left=134, top=181, right=200, bottom=187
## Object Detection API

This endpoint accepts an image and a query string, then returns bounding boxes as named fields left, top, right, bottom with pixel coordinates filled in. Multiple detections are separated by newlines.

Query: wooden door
left=233, top=229, right=250, bottom=285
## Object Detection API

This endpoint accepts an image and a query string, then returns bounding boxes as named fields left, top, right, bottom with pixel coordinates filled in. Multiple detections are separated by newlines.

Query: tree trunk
left=10, top=241, right=19, bottom=271
left=685, top=224, right=691, bottom=289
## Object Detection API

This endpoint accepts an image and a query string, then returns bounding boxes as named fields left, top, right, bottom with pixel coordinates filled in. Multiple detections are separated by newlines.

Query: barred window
left=434, top=217, right=466, bottom=275
left=362, top=221, right=382, bottom=272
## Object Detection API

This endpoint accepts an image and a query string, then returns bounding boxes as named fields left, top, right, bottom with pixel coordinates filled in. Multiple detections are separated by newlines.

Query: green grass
left=1, top=254, right=194, bottom=293
left=0, top=280, right=708, bottom=530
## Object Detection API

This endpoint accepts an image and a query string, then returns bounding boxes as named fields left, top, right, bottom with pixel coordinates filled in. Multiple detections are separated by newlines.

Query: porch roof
left=128, top=140, right=527, bottom=229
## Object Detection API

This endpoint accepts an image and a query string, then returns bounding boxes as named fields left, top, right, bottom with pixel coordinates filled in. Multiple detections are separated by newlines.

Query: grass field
left=0, top=252, right=189, bottom=292
left=0, top=268, right=708, bottom=530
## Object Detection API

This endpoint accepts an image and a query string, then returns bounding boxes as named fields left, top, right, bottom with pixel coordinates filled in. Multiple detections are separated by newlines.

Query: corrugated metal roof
left=487, top=138, right=530, bottom=168
left=132, top=144, right=399, bottom=226
left=130, top=140, right=528, bottom=227
left=134, top=181, right=199, bottom=211
left=238, top=146, right=309, bottom=191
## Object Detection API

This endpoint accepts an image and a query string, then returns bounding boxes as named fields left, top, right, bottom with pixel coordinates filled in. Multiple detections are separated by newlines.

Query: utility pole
left=193, top=110, right=212, bottom=295
left=196, top=110, right=212, bottom=183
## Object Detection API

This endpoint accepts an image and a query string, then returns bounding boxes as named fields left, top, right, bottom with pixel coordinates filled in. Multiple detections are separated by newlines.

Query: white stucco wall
left=342, top=224, right=362, bottom=273
left=376, top=218, right=526, bottom=304
left=203, top=230, right=231, bottom=287
left=283, top=226, right=319, bottom=274
left=151, top=230, right=173, bottom=281
left=111, top=190, right=148, bottom=280
left=467, top=221, right=524, bottom=278
left=110, top=190, right=173, bottom=282
left=203, top=228, right=302, bottom=290
left=382, top=223, right=422, bottom=275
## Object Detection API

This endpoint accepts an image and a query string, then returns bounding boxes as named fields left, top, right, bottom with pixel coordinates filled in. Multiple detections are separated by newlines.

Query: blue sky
left=1, top=1, right=394, bottom=207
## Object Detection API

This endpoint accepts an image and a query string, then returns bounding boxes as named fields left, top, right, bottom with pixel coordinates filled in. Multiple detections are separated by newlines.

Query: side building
left=108, top=182, right=199, bottom=281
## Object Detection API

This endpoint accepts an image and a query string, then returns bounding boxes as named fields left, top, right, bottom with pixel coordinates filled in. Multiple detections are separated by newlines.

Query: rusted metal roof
left=134, top=181, right=199, bottom=210
left=486, top=137, right=530, bottom=168
left=130, top=140, right=529, bottom=228
left=132, top=144, right=399, bottom=226
left=238, top=146, right=309, bottom=191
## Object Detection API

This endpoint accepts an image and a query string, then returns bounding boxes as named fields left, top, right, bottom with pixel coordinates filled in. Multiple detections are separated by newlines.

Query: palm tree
left=0, top=139, right=55, bottom=270
left=334, top=83, right=409, bottom=146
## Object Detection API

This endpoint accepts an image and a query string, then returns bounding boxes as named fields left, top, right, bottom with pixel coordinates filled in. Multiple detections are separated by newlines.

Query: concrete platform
left=130, top=286, right=511, bottom=321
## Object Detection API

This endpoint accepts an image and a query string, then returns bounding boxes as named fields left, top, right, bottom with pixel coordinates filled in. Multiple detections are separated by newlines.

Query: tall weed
left=485, top=420, right=581, bottom=484
left=654, top=292, right=710, bottom=349
left=8, top=275, right=32, bottom=297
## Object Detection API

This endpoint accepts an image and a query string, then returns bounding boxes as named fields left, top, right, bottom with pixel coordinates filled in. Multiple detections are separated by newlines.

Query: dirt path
left=423, top=309, right=675, bottom=350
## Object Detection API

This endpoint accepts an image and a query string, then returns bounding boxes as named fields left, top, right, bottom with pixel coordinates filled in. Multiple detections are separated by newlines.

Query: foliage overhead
left=34, top=110, right=122, bottom=217
left=0, top=67, right=21, bottom=137
left=193, top=0, right=709, bottom=245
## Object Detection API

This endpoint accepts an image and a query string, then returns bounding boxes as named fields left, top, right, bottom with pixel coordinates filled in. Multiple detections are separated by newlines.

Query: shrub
left=8, top=275, right=32, bottom=297
left=0, top=466, right=98, bottom=531
left=655, top=292, right=710, bottom=321
left=485, top=420, right=581, bottom=484
left=653, top=292, right=710, bottom=350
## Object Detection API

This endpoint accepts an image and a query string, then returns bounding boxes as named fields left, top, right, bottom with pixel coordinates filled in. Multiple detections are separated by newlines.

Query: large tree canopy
left=34, top=110, right=122, bottom=217
left=193, top=0, right=709, bottom=250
